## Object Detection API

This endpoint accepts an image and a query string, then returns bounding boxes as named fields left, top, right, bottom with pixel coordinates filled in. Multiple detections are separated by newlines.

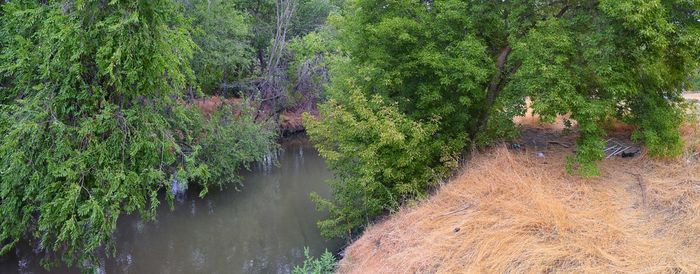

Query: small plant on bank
left=292, top=247, right=336, bottom=274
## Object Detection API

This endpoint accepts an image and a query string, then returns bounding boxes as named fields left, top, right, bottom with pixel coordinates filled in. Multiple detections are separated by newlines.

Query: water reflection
left=0, top=136, right=340, bottom=274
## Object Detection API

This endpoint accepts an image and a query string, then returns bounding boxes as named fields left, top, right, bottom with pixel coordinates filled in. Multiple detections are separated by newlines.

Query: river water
left=0, top=136, right=341, bottom=274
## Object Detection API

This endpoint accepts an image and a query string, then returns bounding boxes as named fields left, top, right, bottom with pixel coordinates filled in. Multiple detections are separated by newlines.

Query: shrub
left=305, top=88, right=456, bottom=238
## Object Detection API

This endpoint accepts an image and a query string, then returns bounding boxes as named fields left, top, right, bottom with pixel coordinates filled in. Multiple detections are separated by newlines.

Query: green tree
left=0, top=0, right=274, bottom=269
left=234, top=0, right=340, bottom=76
left=290, top=0, right=340, bottom=37
left=234, top=0, right=276, bottom=75
left=185, top=0, right=253, bottom=94
left=307, top=0, right=699, bottom=238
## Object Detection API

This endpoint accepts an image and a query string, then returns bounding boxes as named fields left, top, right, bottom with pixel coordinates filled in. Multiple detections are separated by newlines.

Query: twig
left=548, top=141, right=570, bottom=148
left=433, top=204, right=472, bottom=219
left=606, top=145, right=631, bottom=159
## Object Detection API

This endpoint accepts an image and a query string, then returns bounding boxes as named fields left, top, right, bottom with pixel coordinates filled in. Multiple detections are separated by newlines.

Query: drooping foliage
left=0, top=0, right=274, bottom=268
left=306, top=0, right=700, bottom=238
left=196, top=103, right=277, bottom=193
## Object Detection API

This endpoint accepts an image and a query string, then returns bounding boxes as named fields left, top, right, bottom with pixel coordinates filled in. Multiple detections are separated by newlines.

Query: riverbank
left=337, top=119, right=700, bottom=272
left=193, top=95, right=318, bottom=138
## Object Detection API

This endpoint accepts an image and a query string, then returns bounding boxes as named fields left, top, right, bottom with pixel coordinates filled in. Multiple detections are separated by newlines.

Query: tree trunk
left=472, top=45, right=512, bottom=144
left=257, top=48, right=266, bottom=75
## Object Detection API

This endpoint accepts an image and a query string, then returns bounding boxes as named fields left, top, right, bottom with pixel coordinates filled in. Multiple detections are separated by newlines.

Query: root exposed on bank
left=338, top=126, right=700, bottom=273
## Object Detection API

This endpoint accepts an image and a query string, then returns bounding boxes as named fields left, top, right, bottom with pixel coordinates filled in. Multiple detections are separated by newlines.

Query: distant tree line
left=183, top=0, right=341, bottom=117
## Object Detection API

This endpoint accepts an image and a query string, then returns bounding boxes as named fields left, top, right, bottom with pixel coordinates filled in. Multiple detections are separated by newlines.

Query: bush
left=628, top=96, right=684, bottom=157
left=304, top=88, right=457, bottom=238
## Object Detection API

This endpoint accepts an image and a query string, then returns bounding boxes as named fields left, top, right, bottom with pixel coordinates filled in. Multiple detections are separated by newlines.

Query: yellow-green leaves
left=305, top=87, right=447, bottom=238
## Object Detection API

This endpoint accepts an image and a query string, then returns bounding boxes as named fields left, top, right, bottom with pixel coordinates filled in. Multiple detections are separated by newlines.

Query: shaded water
left=0, top=136, right=341, bottom=274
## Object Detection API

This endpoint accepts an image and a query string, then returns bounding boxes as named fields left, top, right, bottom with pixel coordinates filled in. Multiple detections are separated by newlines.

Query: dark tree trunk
left=257, top=48, right=266, bottom=75
left=472, top=45, right=512, bottom=142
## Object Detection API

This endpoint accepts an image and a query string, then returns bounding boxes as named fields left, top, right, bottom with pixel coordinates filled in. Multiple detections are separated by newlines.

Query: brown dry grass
left=338, top=124, right=700, bottom=274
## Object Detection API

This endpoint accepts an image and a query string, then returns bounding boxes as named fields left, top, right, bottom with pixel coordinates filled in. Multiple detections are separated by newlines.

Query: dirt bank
left=685, top=92, right=700, bottom=102
left=337, top=122, right=700, bottom=273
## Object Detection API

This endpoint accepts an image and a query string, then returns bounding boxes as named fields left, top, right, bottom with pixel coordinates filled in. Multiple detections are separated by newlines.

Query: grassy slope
left=337, top=110, right=700, bottom=273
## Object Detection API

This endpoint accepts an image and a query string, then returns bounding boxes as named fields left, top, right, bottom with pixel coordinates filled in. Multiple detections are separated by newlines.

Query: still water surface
left=0, top=137, right=341, bottom=274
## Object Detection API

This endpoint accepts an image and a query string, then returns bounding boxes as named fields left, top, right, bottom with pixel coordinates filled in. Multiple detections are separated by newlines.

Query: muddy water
left=0, top=136, right=341, bottom=274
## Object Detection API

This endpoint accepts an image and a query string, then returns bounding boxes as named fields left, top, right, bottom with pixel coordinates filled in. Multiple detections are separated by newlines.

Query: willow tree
left=306, top=0, right=700, bottom=238
left=0, top=0, right=218, bottom=268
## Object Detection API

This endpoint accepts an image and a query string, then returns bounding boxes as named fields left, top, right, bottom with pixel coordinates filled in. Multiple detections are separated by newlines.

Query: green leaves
left=0, top=0, right=275, bottom=270
left=292, top=247, right=336, bottom=274
left=196, top=103, right=278, bottom=190
left=628, top=94, right=685, bottom=157
left=305, top=87, right=452, bottom=238
left=308, top=0, right=699, bottom=239
left=186, top=0, right=252, bottom=94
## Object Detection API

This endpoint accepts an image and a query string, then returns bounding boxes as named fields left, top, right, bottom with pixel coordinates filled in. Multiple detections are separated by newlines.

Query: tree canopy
left=0, top=0, right=274, bottom=268
left=1, top=0, right=698, bottom=268
left=186, top=0, right=253, bottom=93
left=306, top=0, right=700, bottom=238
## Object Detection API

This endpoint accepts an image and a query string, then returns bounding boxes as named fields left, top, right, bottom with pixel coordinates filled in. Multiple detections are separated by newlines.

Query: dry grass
left=338, top=124, right=700, bottom=274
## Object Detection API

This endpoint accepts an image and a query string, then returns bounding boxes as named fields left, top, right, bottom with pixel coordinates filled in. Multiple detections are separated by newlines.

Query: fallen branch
left=627, top=172, right=647, bottom=206
left=433, top=204, right=472, bottom=219
left=548, top=141, right=570, bottom=148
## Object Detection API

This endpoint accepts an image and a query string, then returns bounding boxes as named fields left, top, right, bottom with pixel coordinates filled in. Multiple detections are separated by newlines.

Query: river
left=0, top=136, right=341, bottom=274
